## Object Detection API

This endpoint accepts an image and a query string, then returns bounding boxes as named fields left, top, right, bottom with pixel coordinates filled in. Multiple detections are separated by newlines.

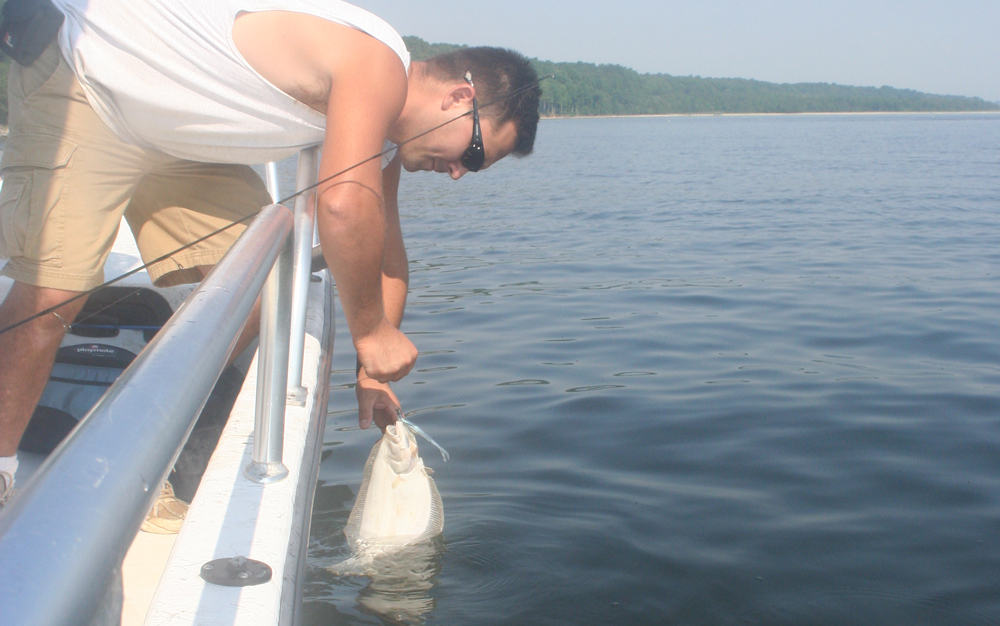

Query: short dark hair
left=424, top=47, right=541, bottom=157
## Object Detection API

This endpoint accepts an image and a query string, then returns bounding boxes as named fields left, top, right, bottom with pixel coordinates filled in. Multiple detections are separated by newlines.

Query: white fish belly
left=343, top=422, right=444, bottom=551
left=357, top=456, right=434, bottom=541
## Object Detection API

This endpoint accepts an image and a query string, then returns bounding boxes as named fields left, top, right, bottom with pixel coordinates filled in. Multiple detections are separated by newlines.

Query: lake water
left=298, top=114, right=1000, bottom=625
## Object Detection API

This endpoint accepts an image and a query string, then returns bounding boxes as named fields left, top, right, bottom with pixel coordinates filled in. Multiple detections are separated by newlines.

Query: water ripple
left=307, top=114, right=1000, bottom=625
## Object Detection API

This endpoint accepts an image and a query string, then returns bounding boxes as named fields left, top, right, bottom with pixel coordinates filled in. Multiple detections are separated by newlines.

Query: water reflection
left=343, top=539, right=446, bottom=626
left=308, top=481, right=446, bottom=625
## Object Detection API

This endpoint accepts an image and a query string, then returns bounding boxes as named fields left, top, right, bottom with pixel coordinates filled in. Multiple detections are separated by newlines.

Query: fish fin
left=422, top=472, right=445, bottom=540
left=343, top=437, right=384, bottom=547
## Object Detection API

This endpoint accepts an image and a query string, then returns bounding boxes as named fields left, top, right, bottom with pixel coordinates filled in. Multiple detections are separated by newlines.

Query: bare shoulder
left=232, top=10, right=407, bottom=114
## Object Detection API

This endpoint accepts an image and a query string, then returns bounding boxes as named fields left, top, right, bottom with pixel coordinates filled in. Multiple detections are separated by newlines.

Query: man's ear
left=441, top=82, right=475, bottom=111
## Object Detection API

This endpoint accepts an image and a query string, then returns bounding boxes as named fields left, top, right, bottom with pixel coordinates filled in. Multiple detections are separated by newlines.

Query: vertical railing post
left=265, top=161, right=281, bottom=202
left=286, top=146, right=320, bottom=406
left=244, top=229, right=294, bottom=484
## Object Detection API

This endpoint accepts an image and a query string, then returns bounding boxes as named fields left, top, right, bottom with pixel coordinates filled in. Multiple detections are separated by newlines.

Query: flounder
left=341, top=420, right=444, bottom=558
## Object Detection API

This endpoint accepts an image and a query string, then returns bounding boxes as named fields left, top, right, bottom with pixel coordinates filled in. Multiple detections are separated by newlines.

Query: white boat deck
left=144, top=275, right=329, bottom=625
left=123, top=533, right=178, bottom=624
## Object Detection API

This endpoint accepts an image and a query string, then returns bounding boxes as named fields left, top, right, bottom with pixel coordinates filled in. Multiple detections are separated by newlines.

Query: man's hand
left=354, top=319, right=417, bottom=383
left=356, top=369, right=401, bottom=431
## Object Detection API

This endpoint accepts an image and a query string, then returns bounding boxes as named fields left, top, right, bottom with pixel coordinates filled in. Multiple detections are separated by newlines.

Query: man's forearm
left=382, top=271, right=407, bottom=329
left=381, top=157, right=408, bottom=330
left=356, top=267, right=405, bottom=378
left=381, top=215, right=408, bottom=329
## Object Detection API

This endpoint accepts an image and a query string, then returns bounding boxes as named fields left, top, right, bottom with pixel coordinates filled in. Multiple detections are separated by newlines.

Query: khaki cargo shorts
left=0, top=41, right=272, bottom=291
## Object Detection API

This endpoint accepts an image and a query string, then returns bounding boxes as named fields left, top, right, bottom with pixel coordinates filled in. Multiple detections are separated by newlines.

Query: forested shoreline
left=406, top=37, right=999, bottom=116
left=1, top=36, right=995, bottom=127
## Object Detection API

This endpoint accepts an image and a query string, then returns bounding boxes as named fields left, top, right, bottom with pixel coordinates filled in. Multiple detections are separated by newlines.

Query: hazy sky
left=350, top=0, right=999, bottom=103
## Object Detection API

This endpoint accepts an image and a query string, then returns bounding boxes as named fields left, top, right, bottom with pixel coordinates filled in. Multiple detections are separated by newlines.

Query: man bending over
left=0, top=0, right=541, bottom=503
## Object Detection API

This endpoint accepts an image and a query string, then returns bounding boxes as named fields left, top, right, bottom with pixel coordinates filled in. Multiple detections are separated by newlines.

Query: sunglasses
left=461, top=71, right=485, bottom=172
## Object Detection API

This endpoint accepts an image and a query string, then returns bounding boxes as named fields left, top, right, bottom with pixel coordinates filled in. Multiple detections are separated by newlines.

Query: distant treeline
left=405, top=36, right=999, bottom=116
left=2, top=36, right=994, bottom=126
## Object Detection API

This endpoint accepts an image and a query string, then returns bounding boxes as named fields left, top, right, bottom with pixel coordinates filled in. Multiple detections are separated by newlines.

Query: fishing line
left=396, top=407, right=449, bottom=462
left=0, top=75, right=553, bottom=338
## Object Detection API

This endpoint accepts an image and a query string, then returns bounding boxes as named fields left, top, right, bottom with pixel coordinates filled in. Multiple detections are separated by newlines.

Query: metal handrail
left=0, top=203, right=294, bottom=626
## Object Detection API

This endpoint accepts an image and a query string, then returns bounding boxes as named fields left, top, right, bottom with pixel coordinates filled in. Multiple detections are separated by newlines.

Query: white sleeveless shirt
left=51, top=0, right=410, bottom=164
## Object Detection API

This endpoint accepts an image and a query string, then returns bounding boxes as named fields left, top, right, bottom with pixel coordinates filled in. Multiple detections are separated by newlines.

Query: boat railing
left=0, top=147, right=321, bottom=626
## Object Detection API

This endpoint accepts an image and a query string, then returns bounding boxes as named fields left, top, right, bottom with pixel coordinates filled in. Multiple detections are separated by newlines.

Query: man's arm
left=232, top=13, right=416, bottom=383
left=315, top=35, right=417, bottom=384
left=356, top=156, right=409, bottom=429
left=379, top=157, right=408, bottom=326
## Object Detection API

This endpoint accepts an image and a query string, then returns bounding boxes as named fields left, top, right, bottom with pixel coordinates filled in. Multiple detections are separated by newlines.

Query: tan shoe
left=141, top=481, right=188, bottom=534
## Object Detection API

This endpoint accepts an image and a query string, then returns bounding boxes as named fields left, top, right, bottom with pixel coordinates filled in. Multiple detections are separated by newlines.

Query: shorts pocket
left=1, top=176, right=29, bottom=256
left=0, top=134, right=77, bottom=262
left=1, top=133, right=77, bottom=171
left=11, top=39, right=66, bottom=102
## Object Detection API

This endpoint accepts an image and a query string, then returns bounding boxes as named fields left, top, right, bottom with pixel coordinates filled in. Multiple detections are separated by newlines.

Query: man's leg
left=0, top=39, right=150, bottom=482
left=0, top=283, right=88, bottom=456
left=127, top=161, right=272, bottom=365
